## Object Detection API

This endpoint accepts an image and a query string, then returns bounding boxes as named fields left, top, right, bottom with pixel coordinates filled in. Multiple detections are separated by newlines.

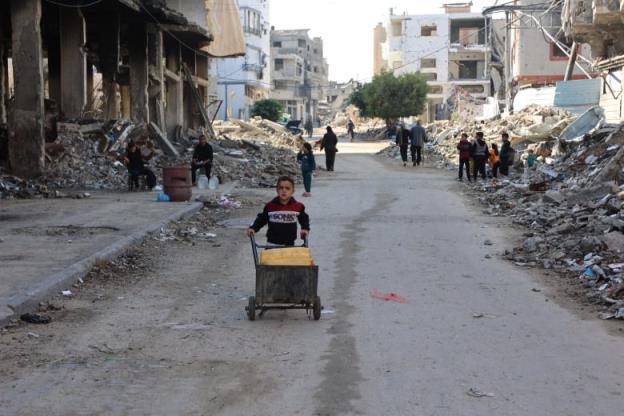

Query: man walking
left=409, top=120, right=426, bottom=166
left=395, top=123, right=410, bottom=167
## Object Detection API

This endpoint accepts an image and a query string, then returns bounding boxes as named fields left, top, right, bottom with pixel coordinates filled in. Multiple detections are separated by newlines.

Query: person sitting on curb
left=124, top=140, right=156, bottom=191
left=191, top=135, right=213, bottom=186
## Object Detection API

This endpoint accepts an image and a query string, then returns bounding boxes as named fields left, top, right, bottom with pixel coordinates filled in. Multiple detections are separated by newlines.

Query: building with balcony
left=216, top=0, right=271, bottom=120
left=375, top=3, right=493, bottom=121
left=270, top=29, right=329, bottom=123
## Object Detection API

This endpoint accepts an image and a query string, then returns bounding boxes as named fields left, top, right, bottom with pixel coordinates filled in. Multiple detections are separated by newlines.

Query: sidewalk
left=0, top=186, right=232, bottom=325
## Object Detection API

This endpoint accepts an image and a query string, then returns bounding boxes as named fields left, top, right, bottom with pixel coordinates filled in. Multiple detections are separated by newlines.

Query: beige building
left=270, top=29, right=329, bottom=122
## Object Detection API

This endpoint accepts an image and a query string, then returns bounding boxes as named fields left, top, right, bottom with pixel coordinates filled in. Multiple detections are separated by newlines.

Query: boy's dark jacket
left=250, top=197, right=310, bottom=245
left=297, top=152, right=316, bottom=172
left=457, top=139, right=471, bottom=160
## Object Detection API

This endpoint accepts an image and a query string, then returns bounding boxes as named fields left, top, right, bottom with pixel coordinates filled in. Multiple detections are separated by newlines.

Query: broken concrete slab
left=149, top=122, right=179, bottom=157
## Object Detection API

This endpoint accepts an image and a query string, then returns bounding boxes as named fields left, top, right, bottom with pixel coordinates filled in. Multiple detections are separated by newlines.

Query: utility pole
left=504, top=10, right=511, bottom=112
left=564, top=42, right=579, bottom=81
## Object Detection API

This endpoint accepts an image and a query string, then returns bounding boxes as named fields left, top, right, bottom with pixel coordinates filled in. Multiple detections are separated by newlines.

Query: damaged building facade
left=270, top=29, right=329, bottom=123
left=0, top=0, right=246, bottom=179
left=561, top=0, right=624, bottom=122
left=216, top=0, right=271, bottom=121
left=375, top=3, right=493, bottom=122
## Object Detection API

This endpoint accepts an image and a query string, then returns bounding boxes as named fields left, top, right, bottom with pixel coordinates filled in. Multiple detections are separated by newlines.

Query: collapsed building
left=0, top=0, right=247, bottom=180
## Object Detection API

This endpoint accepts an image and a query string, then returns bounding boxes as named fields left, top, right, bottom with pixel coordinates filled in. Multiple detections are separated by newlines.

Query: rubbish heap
left=1, top=117, right=304, bottom=199
left=427, top=105, right=624, bottom=319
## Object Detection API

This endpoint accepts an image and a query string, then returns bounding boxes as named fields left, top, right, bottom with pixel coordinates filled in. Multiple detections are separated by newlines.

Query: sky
left=270, top=0, right=496, bottom=83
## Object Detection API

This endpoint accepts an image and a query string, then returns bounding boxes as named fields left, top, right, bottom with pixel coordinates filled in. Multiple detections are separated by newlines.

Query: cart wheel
left=313, top=296, right=321, bottom=321
left=248, top=296, right=256, bottom=321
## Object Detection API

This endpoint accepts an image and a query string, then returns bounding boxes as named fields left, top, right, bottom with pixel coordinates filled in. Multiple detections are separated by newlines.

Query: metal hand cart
left=246, top=235, right=321, bottom=321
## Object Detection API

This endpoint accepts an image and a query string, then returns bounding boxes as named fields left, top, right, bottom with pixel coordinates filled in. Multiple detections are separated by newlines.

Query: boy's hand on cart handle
left=300, top=229, right=310, bottom=239
left=246, top=228, right=255, bottom=237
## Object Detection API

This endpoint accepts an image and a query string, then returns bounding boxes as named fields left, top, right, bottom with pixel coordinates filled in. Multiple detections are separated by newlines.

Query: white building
left=216, top=0, right=271, bottom=120
left=377, top=3, right=492, bottom=121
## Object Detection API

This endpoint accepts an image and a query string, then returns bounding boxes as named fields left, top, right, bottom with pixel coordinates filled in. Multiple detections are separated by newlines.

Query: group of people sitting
left=123, top=134, right=214, bottom=191
left=456, top=132, right=516, bottom=182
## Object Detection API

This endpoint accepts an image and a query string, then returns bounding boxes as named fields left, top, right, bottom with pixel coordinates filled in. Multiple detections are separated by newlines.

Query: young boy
left=246, top=176, right=310, bottom=246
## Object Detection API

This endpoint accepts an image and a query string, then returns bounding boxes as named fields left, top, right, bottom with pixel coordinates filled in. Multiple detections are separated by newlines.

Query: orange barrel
left=163, top=166, right=192, bottom=202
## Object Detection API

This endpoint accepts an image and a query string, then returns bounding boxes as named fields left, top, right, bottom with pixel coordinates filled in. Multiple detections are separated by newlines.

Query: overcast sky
left=270, top=0, right=496, bottom=83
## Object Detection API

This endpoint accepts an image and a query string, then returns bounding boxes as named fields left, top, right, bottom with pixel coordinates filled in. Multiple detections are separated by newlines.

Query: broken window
left=298, top=39, right=306, bottom=48
left=461, top=85, right=485, bottom=94
left=274, top=80, right=288, bottom=89
left=314, top=66, right=318, bottom=73
left=458, top=28, right=479, bottom=45
left=421, top=58, right=436, bottom=68
left=421, top=25, right=437, bottom=36
left=273, top=41, right=282, bottom=47
left=458, top=60, right=478, bottom=79
left=550, top=42, right=570, bottom=60
left=392, top=21, right=402, bottom=36
left=296, top=63, right=303, bottom=76
left=274, top=59, right=284, bottom=70
left=423, top=73, right=437, bottom=81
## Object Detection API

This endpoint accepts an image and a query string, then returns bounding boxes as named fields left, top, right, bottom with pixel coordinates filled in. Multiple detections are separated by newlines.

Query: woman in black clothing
left=320, top=126, right=338, bottom=171
left=125, top=141, right=156, bottom=190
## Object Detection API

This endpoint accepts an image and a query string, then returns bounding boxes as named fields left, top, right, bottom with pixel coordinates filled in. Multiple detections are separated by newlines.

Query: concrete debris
left=379, top=104, right=624, bottom=318
left=1, top=116, right=304, bottom=199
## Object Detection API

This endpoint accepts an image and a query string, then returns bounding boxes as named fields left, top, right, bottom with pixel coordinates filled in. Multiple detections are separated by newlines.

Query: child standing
left=489, top=143, right=500, bottom=178
left=456, top=133, right=471, bottom=182
left=297, top=142, right=316, bottom=197
left=247, top=176, right=310, bottom=246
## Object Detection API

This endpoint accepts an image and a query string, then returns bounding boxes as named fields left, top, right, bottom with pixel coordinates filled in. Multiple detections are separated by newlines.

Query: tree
left=250, top=99, right=284, bottom=122
left=349, top=71, right=428, bottom=125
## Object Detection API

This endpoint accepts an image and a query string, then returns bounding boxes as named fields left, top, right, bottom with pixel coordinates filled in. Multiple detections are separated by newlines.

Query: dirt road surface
left=1, top=151, right=623, bottom=416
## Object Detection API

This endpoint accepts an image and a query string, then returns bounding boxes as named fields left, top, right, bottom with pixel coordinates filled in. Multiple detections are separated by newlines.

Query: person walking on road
left=456, top=133, right=471, bottom=182
left=499, top=132, right=514, bottom=176
left=395, top=123, right=411, bottom=167
left=409, top=120, right=426, bottom=166
left=297, top=142, right=316, bottom=197
left=320, top=126, right=338, bottom=171
left=191, top=135, right=213, bottom=185
left=304, top=119, right=314, bottom=138
left=347, top=118, right=355, bottom=142
left=471, top=132, right=488, bottom=181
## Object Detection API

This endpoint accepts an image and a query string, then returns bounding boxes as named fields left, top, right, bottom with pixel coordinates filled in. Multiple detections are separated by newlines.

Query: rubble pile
left=1, top=116, right=305, bottom=199
left=462, top=120, right=624, bottom=318
left=426, top=105, right=577, bottom=166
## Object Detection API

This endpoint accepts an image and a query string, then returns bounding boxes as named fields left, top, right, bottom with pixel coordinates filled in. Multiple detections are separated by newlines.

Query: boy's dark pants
left=458, top=158, right=470, bottom=180
left=499, top=160, right=509, bottom=176
left=302, top=170, right=312, bottom=192
left=492, top=161, right=500, bottom=178
left=399, top=145, right=408, bottom=162
left=473, top=156, right=487, bottom=180
left=411, top=145, right=422, bottom=165
left=192, top=162, right=212, bottom=184
left=325, top=150, right=336, bottom=171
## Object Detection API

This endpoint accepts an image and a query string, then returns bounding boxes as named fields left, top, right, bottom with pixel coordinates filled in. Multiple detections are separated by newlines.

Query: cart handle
left=249, top=234, right=309, bottom=266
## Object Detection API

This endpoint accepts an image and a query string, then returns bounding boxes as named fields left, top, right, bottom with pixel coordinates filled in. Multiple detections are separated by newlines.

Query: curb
left=1, top=201, right=204, bottom=327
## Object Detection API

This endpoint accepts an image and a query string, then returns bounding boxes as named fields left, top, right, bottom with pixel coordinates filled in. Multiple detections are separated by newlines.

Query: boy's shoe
left=413, top=161, right=417, bottom=166
left=403, top=162, right=407, bottom=167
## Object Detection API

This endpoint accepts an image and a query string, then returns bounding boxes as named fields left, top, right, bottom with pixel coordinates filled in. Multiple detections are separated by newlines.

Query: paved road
left=1, top=151, right=623, bottom=415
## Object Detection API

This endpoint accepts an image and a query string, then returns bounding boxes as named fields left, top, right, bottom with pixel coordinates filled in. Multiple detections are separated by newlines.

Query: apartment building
left=216, top=0, right=271, bottom=120
left=376, top=3, right=492, bottom=122
left=270, top=29, right=329, bottom=122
